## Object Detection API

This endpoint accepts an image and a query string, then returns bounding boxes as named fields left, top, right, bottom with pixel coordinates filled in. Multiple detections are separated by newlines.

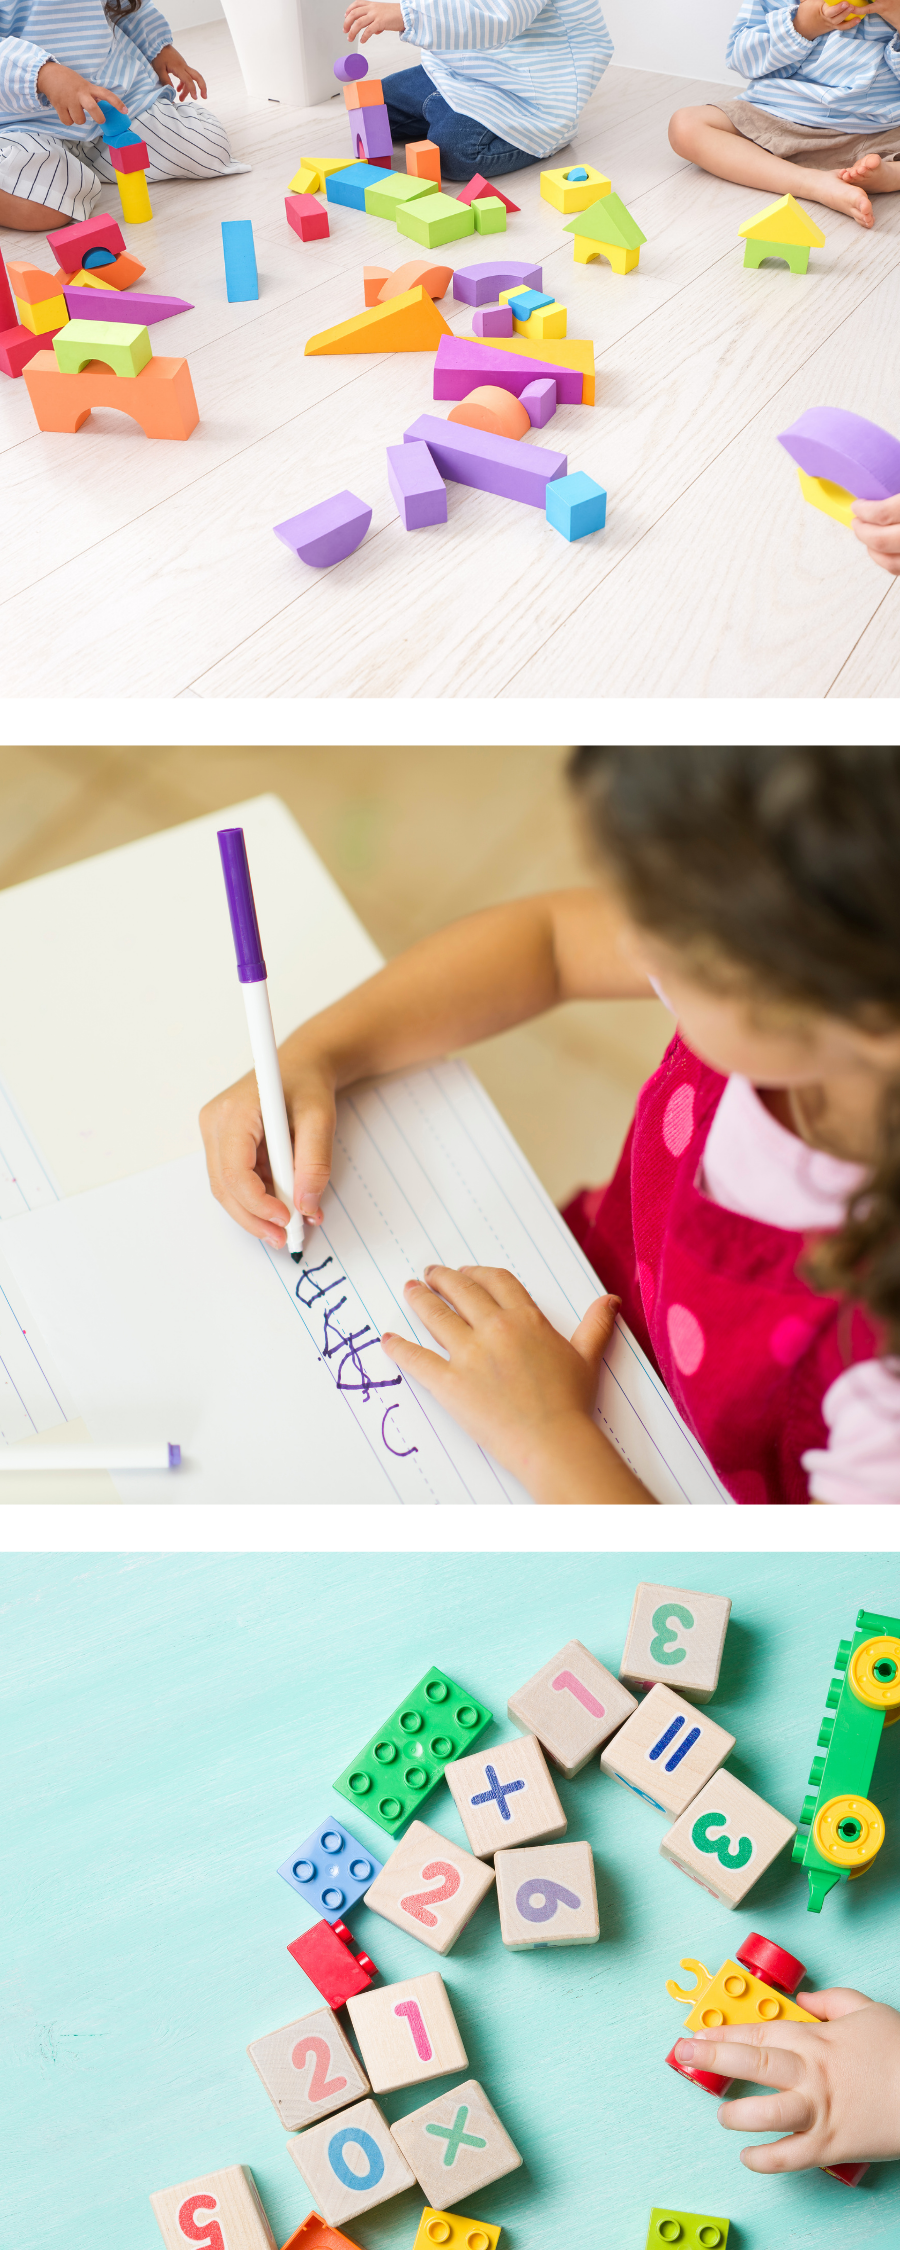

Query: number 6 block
left=346, top=1971, right=467, bottom=2091
left=150, top=2165, right=276, bottom=2250
left=494, top=1841, right=599, bottom=1949
left=287, top=2095, right=417, bottom=2226
left=363, top=1818, right=495, bottom=1954
left=246, top=2003, right=370, bottom=2129
left=619, top=1584, right=732, bottom=1704
left=660, top=1770, right=797, bottom=1907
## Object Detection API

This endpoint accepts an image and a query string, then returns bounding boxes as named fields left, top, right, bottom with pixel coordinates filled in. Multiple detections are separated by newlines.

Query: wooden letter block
left=280, top=2219, right=364, bottom=2250
left=363, top=1819, right=494, bottom=1950
left=494, top=1841, right=599, bottom=1949
left=660, top=1770, right=797, bottom=1907
left=600, top=1684, right=735, bottom=1818
left=346, top=1971, right=466, bottom=2092
left=620, top=1584, right=731, bottom=1703
left=392, top=2079, right=522, bottom=2208
left=247, top=2004, right=370, bottom=2129
left=150, top=2165, right=276, bottom=2249
left=287, top=2096, right=416, bottom=2226
left=508, top=1638, right=636, bottom=1774
left=646, top=2212, right=729, bottom=2250
left=445, top=1734, right=566, bottom=1859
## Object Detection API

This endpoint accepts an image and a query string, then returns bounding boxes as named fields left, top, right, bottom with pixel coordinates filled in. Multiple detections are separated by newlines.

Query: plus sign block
left=600, top=1684, right=735, bottom=1818
left=494, top=1841, right=599, bottom=1949
left=445, top=1734, right=566, bottom=1860
left=646, top=2211, right=729, bottom=2248
left=278, top=1819, right=383, bottom=1922
left=150, top=2165, right=276, bottom=2249
left=413, top=2213, right=501, bottom=2250
left=391, top=2078, right=522, bottom=2207
left=346, top=1970, right=467, bottom=2092
left=619, top=1584, right=732, bottom=1704
left=508, top=1638, right=636, bottom=1774
left=247, top=2003, right=370, bottom=2129
left=287, top=2096, right=416, bottom=2227
left=333, top=1667, right=491, bottom=1838
left=363, top=1819, right=495, bottom=1954
left=660, top=1770, right=796, bottom=1908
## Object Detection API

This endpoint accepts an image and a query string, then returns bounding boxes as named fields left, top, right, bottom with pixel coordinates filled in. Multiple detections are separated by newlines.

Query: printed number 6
left=291, top=2033, right=348, bottom=2102
left=691, top=1810, right=753, bottom=1871
left=399, top=1860, right=462, bottom=1927
left=178, top=2196, right=226, bottom=2250
left=650, top=1601, right=694, bottom=1666
left=515, top=1877, right=581, bottom=1924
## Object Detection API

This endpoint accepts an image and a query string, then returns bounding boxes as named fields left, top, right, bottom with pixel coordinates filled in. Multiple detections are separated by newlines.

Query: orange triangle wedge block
left=305, top=285, right=453, bottom=355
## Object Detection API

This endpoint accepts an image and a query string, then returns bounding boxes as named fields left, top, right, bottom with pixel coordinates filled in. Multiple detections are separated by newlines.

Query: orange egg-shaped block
left=447, top=385, right=530, bottom=440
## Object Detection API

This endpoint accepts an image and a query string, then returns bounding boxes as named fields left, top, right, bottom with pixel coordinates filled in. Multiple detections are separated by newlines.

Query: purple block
left=334, top=52, right=368, bottom=81
left=433, top=334, right=584, bottom=407
left=404, top=412, right=567, bottom=507
left=274, top=489, right=372, bottom=567
left=453, top=259, right=543, bottom=306
left=472, top=304, right=513, bottom=337
left=387, top=440, right=447, bottom=530
left=521, top=377, right=557, bottom=428
left=351, top=103, right=393, bottom=164
left=62, top=285, right=194, bottom=325
left=777, top=406, right=900, bottom=501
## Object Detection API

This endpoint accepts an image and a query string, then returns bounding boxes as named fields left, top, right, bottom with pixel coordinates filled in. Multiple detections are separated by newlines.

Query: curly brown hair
left=567, top=746, right=900, bottom=1357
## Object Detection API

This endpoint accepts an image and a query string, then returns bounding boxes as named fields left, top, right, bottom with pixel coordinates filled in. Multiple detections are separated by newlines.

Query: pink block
left=0, top=247, right=16, bottom=333
left=0, top=321, right=54, bottom=378
left=520, top=377, right=557, bottom=427
left=404, top=411, right=566, bottom=507
left=286, top=193, right=330, bottom=242
left=62, top=286, right=193, bottom=324
left=386, top=439, right=447, bottom=529
left=47, top=215, right=125, bottom=273
left=456, top=172, right=521, bottom=214
left=274, top=489, right=372, bottom=567
left=433, top=333, right=584, bottom=406
left=472, top=304, right=513, bottom=337
left=351, top=103, right=393, bottom=163
left=452, top=259, right=541, bottom=305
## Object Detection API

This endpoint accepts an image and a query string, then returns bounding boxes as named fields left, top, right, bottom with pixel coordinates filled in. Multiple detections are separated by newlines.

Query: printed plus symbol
left=425, top=2104, right=488, bottom=2167
left=470, top=1764, right=525, bottom=1820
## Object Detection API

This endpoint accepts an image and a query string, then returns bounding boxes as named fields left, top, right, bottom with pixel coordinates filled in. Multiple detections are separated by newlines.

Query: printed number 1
left=178, top=2197, right=226, bottom=2250
left=551, top=1669, right=606, bottom=1720
left=649, top=1601, right=694, bottom=1666
left=394, top=1998, right=433, bottom=2060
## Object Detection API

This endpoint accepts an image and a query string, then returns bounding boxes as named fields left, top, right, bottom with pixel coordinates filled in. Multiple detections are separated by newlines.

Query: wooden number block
left=508, top=1638, right=636, bottom=1775
left=646, top=2212, right=729, bottom=2250
left=346, top=1970, right=467, bottom=2092
left=247, top=2004, right=370, bottom=2129
left=150, top=2165, right=276, bottom=2249
left=445, top=1734, right=566, bottom=1859
left=619, top=1584, right=731, bottom=1703
left=287, top=2096, right=416, bottom=2226
left=280, top=2218, right=364, bottom=2250
left=363, top=1819, right=494, bottom=1952
left=413, top=2213, right=500, bottom=2250
left=494, top=1841, right=599, bottom=1949
left=600, top=1684, right=735, bottom=1818
left=392, top=2078, right=522, bottom=2207
left=660, top=1770, right=797, bottom=1907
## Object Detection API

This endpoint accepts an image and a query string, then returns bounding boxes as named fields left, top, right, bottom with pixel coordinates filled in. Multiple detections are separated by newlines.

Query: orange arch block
left=447, top=384, right=530, bottom=440
left=23, top=352, right=199, bottom=439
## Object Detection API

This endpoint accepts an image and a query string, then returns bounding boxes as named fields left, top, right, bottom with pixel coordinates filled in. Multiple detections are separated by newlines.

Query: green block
left=647, top=2211, right=729, bottom=2250
left=333, top=1665, right=492, bottom=1836
left=743, top=238, right=810, bottom=274
left=363, top=172, right=440, bottom=221
left=793, top=1606, right=900, bottom=1912
left=53, top=318, right=152, bottom=378
left=563, top=190, right=646, bottom=250
left=396, top=192, right=476, bottom=249
left=473, top=196, right=507, bottom=235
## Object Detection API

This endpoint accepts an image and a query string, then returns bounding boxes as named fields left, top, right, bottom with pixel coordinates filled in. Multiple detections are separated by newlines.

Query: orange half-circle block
left=376, top=260, right=453, bottom=304
left=23, top=351, right=199, bottom=438
left=447, top=385, right=530, bottom=440
left=51, top=251, right=146, bottom=292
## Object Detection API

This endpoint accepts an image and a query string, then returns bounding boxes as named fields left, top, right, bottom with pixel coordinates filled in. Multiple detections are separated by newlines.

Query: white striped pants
left=0, top=97, right=232, bottom=220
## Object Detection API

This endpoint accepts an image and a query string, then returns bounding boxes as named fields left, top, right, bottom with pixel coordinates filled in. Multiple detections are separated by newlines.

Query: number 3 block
left=346, top=1970, right=467, bottom=2091
left=247, top=2004, right=370, bottom=2129
left=363, top=1818, right=495, bottom=1954
left=150, top=2165, right=276, bottom=2249
left=392, top=2077, right=523, bottom=2207
left=508, top=1639, right=637, bottom=1775
left=660, top=1770, right=797, bottom=1907
left=287, top=2095, right=416, bottom=2226
left=494, top=1841, right=599, bottom=1949
left=620, top=1584, right=732, bottom=1704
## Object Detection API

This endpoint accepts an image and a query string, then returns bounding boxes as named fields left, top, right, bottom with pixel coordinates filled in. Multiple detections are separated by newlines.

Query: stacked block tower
left=335, top=52, right=393, bottom=170
left=98, top=97, right=153, bottom=223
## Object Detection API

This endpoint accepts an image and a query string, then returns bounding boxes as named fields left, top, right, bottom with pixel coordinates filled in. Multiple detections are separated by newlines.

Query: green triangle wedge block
left=564, top=191, right=646, bottom=249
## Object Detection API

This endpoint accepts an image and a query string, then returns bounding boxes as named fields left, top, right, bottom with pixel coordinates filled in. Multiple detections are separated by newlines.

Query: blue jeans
left=382, top=65, right=537, bottom=183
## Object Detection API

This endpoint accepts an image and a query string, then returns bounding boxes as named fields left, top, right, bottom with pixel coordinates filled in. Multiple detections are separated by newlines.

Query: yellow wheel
left=848, top=1635, right=900, bottom=1711
left=813, top=1794, right=885, bottom=1870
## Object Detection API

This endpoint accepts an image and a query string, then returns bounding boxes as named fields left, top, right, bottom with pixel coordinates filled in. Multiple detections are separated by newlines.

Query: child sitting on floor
left=0, top=0, right=235, bottom=234
left=669, top=0, right=900, bottom=229
left=342, top=0, right=613, bottom=181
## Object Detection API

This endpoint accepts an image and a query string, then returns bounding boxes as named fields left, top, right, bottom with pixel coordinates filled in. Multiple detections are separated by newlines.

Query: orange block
left=50, top=251, right=146, bottom=292
left=364, top=264, right=390, bottom=306
left=448, top=384, right=530, bottom=440
left=305, top=285, right=452, bottom=355
left=407, top=140, right=441, bottom=183
left=7, top=261, right=63, bottom=304
left=376, top=260, right=453, bottom=303
left=23, top=351, right=199, bottom=439
left=344, top=78, right=385, bottom=108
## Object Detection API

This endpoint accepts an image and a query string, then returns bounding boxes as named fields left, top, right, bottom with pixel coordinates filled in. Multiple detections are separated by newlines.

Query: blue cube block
left=506, top=288, right=555, bottom=319
left=326, top=161, right=392, bottom=211
left=277, top=1818, right=383, bottom=1922
left=546, top=470, right=608, bottom=541
left=221, top=219, right=258, bottom=303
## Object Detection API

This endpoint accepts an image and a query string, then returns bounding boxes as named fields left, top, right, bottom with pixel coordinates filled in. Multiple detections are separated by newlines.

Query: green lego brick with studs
left=333, top=1665, right=492, bottom=1836
left=792, top=1605, right=900, bottom=1912
left=646, top=2211, right=729, bottom=2249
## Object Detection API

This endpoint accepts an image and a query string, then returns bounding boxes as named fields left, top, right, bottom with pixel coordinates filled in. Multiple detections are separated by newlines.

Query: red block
left=287, top=1919, right=378, bottom=2008
left=281, top=2218, right=365, bottom=2250
left=0, top=245, right=16, bottom=331
left=286, top=193, right=329, bottom=242
left=109, top=139, right=149, bottom=174
left=47, top=215, right=125, bottom=273
left=457, top=172, right=520, bottom=214
left=0, top=322, right=60, bottom=378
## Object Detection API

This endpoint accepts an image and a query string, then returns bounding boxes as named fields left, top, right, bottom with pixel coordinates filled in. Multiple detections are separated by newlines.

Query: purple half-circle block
left=334, top=51, right=368, bottom=81
left=778, top=407, right=900, bottom=500
left=274, top=489, right=372, bottom=567
left=453, top=259, right=543, bottom=306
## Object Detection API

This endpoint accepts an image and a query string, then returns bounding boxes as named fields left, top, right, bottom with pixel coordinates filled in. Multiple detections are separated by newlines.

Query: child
left=342, top=0, right=613, bottom=182
left=199, top=747, right=900, bottom=1507
left=852, top=486, right=900, bottom=570
left=0, top=0, right=234, bottom=233
left=669, top=0, right=900, bottom=229
left=676, top=1983, right=900, bottom=2174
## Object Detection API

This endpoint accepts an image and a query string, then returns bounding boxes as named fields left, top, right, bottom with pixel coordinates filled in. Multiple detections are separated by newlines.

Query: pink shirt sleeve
left=801, top=1358, right=900, bottom=1504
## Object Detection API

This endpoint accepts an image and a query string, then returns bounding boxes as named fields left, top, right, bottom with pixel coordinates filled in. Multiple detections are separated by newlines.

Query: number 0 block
left=363, top=1819, right=495, bottom=1953
left=150, top=2164, right=276, bottom=2249
left=508, top=1638, right=637, bottom=1774
left=247, top=2004, right=369, bottom=2129
left=660, top=1770, right=796, bottom=1907
left=619, top=1583, right=732, bottom=1703
left=494, top=1841, right=599, bottom=1949
left=600, top=1684, right=734, bottom=1818
left=346, top=1970, right=467, bottom=2092
left=392, top=2078, right=523, bottom=2207
left=287, top=2096, right=416, bottom=2227
left=445, top=1734, right=566, bottom=1860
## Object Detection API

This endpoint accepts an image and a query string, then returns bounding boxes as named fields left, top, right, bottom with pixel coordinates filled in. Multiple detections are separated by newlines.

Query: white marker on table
left=217, top=826, right=304, bottom=1262
left=0, top=1443, right=181, bottom=1472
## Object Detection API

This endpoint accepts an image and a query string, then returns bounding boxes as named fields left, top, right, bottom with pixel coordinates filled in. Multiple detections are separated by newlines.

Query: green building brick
left=396, top=193, right=476, bottom=249
left=792, top=1605, right=900, bottom=1912
left=647, top=2210, right=729, bottom=2249
left=333, top=1665, right=492, bottom=1836
left=363, top=173, right=440, bottom=221
left=743, top=239, right=810, bottom=274
left=54, top=318, right=151, bottom=379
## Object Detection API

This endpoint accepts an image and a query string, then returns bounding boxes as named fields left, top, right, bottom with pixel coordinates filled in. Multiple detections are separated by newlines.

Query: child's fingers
left=740, top=2129, right=823, bottom=2175
left=454, top=1264, right=534, bottom=1312
left=797, top=1985, right=873, bottom=2020
left=718, top=2089, right=814, bottom=2136
left=291, top=1104, right=335, bottom=1224
left=570, top=1292, right=620, bottom=1373
left=852, top=494, right=900, bottom=524
left=380, top=1329, right=451, bottom=1396
left=674, top=2034, right=804, bottom=2087
left=403, top=1273, right=472, bottom=1344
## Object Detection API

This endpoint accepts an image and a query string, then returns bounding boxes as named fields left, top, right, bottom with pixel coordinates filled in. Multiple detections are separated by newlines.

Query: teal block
left=333, top=1664, right=492, bottom=1834
left=546, top=469, right=607, bottom=541
left=221, top=218, right=257, bottom=302
left=506, top=289, right=554, bottom=319
left=327, top=161, right=393, bottom=211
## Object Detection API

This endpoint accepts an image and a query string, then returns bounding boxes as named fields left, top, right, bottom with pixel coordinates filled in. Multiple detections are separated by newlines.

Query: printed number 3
left=178, top=2197, right=226, bottom=2250
left=691, top=1810, right=753, bottom=1870
left=650, top=1601, right=694, bottom=1666
left=399, top=1860, right=461, bottom=1927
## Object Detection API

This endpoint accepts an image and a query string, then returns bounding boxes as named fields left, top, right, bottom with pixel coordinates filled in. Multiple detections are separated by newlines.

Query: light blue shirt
left=0, top=0, right=173, bottom=137
left=399, top=0, right=613, bottom=158
left=728, top=0, right=900, bottom=130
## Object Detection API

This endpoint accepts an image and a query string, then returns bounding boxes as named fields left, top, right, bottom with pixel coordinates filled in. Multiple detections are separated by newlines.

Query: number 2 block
left=346, top=1970, right=467, bottom=2092
left=392, top=2077, right=522, bottom=2208
left=494, top=1841, right=599, bottom=1949
left=600, top=1684, right=735, bottom=1819
left=660, top=1770, right=797, bottom=1907
left=288, top=2095, right=417, bottom=2226
left=620, top=1584, right=732, bottom=1704
left=363, top=1818, right=495, bottom=1954
left=150, top=2165, right=276, bottom=2250
left=445, top=1734, right=566, bottom=1860
left=508, top=1638, right=637, bottom=1775
left=246, top=2003, right=370, bottom=2129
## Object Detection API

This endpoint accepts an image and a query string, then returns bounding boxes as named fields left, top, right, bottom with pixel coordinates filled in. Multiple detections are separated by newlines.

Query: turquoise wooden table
left=4, top=1553, right=900, bottom=2250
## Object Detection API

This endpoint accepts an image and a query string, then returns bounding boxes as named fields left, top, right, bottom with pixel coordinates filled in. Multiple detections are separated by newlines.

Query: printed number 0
left=649, top=1601, right=694, bottom=1666
left=691, top=1811, right=753, bottom=1871
left=399, top=1860, right=462, bottom=1927
left=178, top=2196, right=226, bottom=2250
left=515, top=1877, right=581, bottom=1924
left=290, top=2033, right=348, bottom=2102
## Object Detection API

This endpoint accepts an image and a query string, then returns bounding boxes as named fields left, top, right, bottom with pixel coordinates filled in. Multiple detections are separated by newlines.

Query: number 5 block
left=150, top=2165, right=276, bottom=2249
left=287, top=2095, right=416, bottom=2226
left=246, top=2003, right=369, bottom=2129
left=508, top=1638, right=637, bottom=1774
left=620, top=1584, right=732, bottom=1704
left=660, top=1770, right=796, bottom=1907
left=494, top=1841, right=599, bottom=1949
left=363, top=1818, right=495, bottom=1954
left=346, top=1970, right=467, bottom=2092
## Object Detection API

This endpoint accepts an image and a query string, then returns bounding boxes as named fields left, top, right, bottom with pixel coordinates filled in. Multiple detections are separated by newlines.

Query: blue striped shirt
left=399, top=0, right=613, bottom=158
left=728, top=0, right=900, bottom=131
left=0, top=0, right=173, bottom=137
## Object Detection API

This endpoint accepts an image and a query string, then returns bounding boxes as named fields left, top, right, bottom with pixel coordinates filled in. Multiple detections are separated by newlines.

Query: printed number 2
left=291, top=2033, right=348, bottom=2102
left=178, top=2197, right=226, bottom=2250
left=393, top=1998, right=433, bottom=2060
left=649, top=1601, right=694, bottom=1666
left=691, top=1810, right=753, bottom=1871
left=399, top=1860, right=462, bottom=1928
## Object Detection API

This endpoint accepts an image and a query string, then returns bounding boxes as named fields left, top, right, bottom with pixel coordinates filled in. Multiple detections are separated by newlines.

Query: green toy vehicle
left=794, top=1607, right=900, bottom=1912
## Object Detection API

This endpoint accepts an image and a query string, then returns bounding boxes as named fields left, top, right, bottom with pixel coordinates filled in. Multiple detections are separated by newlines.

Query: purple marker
left=217, top=827, right=304, bottom=1262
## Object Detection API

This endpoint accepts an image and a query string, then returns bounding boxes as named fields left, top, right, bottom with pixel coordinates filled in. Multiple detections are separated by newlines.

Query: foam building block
left=364, top=266, right=391, bottom=304
left=600, top=1683, right=734, bottom=1816
left=397, top=194, right=475, bottom=249
left=495, top=1841, right=600, bottom=1948
left=407, top=408, right=570, bottom=506
left=346, top=1972, right=467, bottom=2093
left=350, top=106, right=393, bottom=166
left=499, top=287, right=554, bottom=318
left=739, top=191, right=825, bottom=273
left=24, top=351, right=198, bottom=438
left=660, top=1770, right=797, bottom=1907
left=58, top=249, right=145, bottom=291
left=334, top=52, right=368, bottom=81
left=386, top=441, right=448, bottom=530
left=0, top=246, right=18, bottom=330
left=375, top=260, right=453, bottom=303
left=620, top=1584, right=732, bottom=1703
left=778, top=406, right=900, bottom=528
left=565, top=192, right=646, bottom=271
left=109, top=138, right=149, bottom=174
left=452, top=259, right=541, bottom=304
left=222, top=219, right=258, bottom=302
left=344, top=77, right=385, bottom=109
left=457, top=173, right=520, bottom=213
left=508, top=1639, right=636, bottom=1775
left=505, top=293, right=566, bottom=340
left=333, top=1667, right=491, bottom=1838
left=59, top=267, right=115, bottom=293
left=0, top=318, right=46, bottom=378
left=520, top=378, right=556, bottom=426
left=82, top=246, right=116, bottom=265
left=287, top=1918, right=379, bottom=2006
left=8, top=261, right=68, bottom=335
left=392, top=2080, right=522, bottom=2208
left=290, top=159, right=354, bottom=194
left=363, top=174, right=439, bottom=221
left=331, top=162, right=405, bottom=212
left=54, top=317, right=151, bottom=378
left=247, top=2004, right=370, bottom=2130
left=96, top=94, right=139, bottom=146
left=280, top=2220, right=365, bottom=2250
left=63, top=286, right=193, bottom=325
left=305, top=287, right=452, bottom=356
left=274, top=492, right=372, bottom=568
left=150, top=2166, right=276, bottom=2250
left=546, top=467, right=607, bottom=540
left=541, top=161, right=611, bottom=213
left=47, top=216, right=125, bottom=273
left=115, top=164, right=153, bottom=224
left=472, top=198, right=506, bottom=235
left=433, top=332, right=593, bottom=407
left=407, top=140, right=441, bottom=182
left=448, top=385, right=530, bottom=440
left=444, top=1732, right=568, bottom=1856
left=646, top=2212, right=729, bottom=2249
left=472, top=305, right=513, bottom=337
left=363, top=1817, right=494, bottom=1947
left=278, top=1819, right=384, bottom=1921
left=413, top=2213, right=500, bottom=2250
left=287, top=193, right=330, bottom=242
left=288, top=2097, right=416, bottom=2228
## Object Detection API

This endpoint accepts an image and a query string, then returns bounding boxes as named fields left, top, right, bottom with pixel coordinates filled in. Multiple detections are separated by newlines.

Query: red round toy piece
left=736, top=1932, right=806, bottom=1996
left=664, top=2041, right=733, bottom=2097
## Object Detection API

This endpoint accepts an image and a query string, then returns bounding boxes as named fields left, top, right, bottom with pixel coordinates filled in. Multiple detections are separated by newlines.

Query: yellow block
left=573, top=237, right=639, bottom=272
left=413, top=2212, right=501, bottom=2250
left=480, top=327, right=595, bottom=405
left=16, top=292, right=68, bottom=334
left=541, top=162, right=611, bottom=214
left=67, top=267, right=117, bottom=291
left=797, top=468, right=854, bottom=526
left=305, top=285, right=453, bottom=356
left=668, top=1957, right=817, bottom=2034
left=738, top=191, right=826, bottom=247
left=515, top=303, right=567, bottom=340
left=289, top=157, right=354, bottom=194
left=116, top=169, right=152, bottom=224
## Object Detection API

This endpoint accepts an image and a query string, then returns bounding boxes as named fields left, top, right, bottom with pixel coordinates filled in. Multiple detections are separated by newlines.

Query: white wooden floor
left=1, top=28, right=899, bottom=700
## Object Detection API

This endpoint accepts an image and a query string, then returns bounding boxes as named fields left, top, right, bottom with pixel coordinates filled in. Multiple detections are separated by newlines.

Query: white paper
left=0, top=1061, right=730, bottom=1506
left=0, top=1078, right=79, bottom=1446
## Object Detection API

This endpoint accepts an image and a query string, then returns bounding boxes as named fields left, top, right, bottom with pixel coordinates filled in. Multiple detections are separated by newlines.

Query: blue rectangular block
left=277, top=1817, right=383, bottom=1921
left=221, top=219, right=258, bottom=303
left=326, top=161, right=393, bottom=210
left=404, top=412, right=567, bottom=508
left=546, top=468, right=607, bottom=540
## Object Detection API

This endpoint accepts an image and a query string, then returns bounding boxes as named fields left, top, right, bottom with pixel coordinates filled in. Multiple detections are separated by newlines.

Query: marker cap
left=217, top=828, right=267, bottom=982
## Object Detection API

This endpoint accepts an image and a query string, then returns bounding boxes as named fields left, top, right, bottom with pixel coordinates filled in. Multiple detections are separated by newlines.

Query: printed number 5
left=691, top=1810, right=753, bottom=1871
left=178, top=2196, right=226, bottom=2250
left=399, top=1860, right=461, bottom=1927
left=650, top=1601, right=694, bottom=1666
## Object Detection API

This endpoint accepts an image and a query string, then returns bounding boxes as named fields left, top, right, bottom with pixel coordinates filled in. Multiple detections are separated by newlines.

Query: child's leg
left=839, top=151, right=900, bottom=194
left=0, top=131, right=102, bottom=232
left=382, top=66, right=434, bottom=147
left=94, top=97, right=233, bottom=181
left=669, top=104, right=878, bottom=226
left=420, top=91, right=536, bottom=182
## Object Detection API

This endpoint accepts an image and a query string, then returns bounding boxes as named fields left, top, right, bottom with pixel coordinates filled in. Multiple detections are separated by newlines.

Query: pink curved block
left=452, top=259, right=542, bottom=306
left=334, top=52, right=368, bottom=81
left=274, top=489, right=372, bottom=566
left=777, top=407, right=900, bottom=500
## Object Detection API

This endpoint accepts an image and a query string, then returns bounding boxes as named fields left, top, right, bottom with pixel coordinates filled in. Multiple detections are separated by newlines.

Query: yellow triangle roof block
left=305, top=285, right=453, bottom=355
left=738, top=193, right=825, bottom=246
left=479, top=328, right=595, bottom=405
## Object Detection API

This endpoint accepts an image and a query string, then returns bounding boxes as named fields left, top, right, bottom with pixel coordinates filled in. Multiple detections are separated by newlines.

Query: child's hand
left=199, top=1056, right=336, bottom=1244
left=36, top=62, right=127, bottom=127
left=152, top=45, right=208, bottom=99
left=852, top=491, right=900, bottom=575
left=343, top=3, right=405, bottom=41
left=793, top=1, right=863, bottom=33
left=675, top=1987, right=900, bottom=2172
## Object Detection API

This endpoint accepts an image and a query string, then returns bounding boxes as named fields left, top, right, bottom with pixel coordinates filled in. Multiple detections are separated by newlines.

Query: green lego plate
left=647, top=2211, right=729, bottom=2249
left=333, top=1664, right=492, bottom=1835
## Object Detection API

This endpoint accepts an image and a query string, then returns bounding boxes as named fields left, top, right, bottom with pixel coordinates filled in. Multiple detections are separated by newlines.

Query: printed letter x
left=425, top=2104, right=488, bottom=2167
left=470, top=1763, right=525, bottom=1821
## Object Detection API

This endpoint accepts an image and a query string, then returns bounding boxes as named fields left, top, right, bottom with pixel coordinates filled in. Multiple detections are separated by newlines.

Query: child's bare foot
left=839, top=151, right=882, bottom=189
left=800, top=166, right=874, bottom=225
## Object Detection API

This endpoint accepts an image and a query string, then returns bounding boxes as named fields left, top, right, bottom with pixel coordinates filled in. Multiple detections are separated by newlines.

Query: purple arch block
left=274, top=490, right=372, bottom=567
left=777, top=407, right=900, bottom=500
left=453, top=259, right=543, bottom=306
left=334, top=52, right=368, bottom=81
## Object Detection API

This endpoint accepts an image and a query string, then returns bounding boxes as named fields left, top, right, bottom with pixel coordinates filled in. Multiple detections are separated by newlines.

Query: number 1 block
left=600, top=1684, right=734, bottom=1818
left=287, top=2096, right=416, bottom=2226
left=346, top=1971, right=467, bottom=2092
left=445, top=1734, right=566, bottom=1860
left=619, top=1584, right=732, bottom=1703
left=363, top=1818, right=495, bottom=1954
left=494, top=1841, right=599, bottom=1949
left=150, top=2165, right=276, bottom=2249
left=508, top=1638, right=636, bottom=1774
left=247, top=2004, right=370, bottom=2129
left=660, top=1770, right=796, bottom=1907
left=392, top=2078, right=522, bottom=2207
